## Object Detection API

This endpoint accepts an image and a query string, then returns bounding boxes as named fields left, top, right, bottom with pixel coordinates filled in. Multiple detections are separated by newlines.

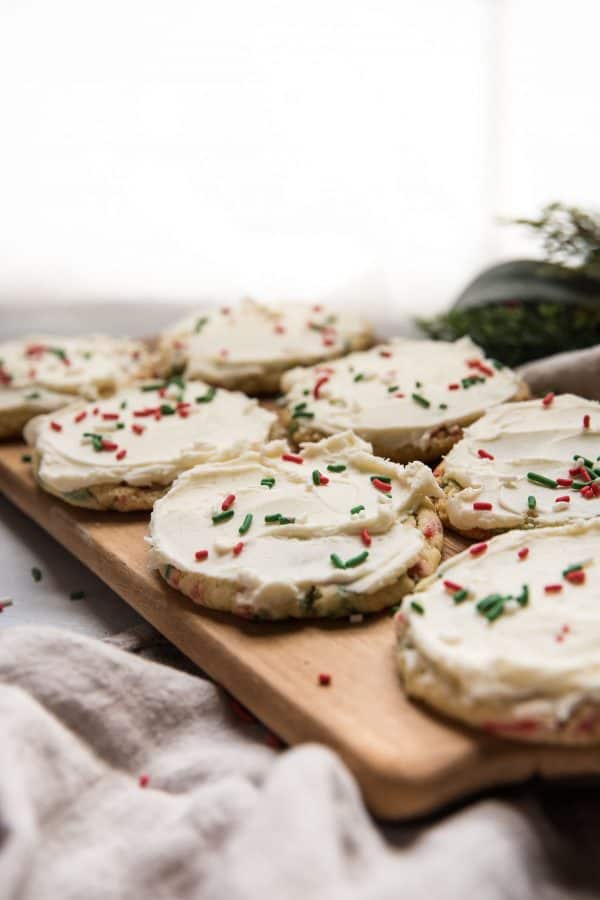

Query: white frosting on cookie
left=396, top=521, right=600, bottom=736
left=148, top=431, right=442, bottom=613
left=442, top=394, right=600, bottom=532
left=281, top=337, right=522, bottom=455
left=160, top=298, right=372, bottom=384
left=0, top=334, right=149, bottom=400
left=25, top=379, right=276, bottom=493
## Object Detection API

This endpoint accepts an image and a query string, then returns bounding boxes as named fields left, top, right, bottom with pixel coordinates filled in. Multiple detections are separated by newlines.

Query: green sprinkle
left=562, top=563, right=583, bottom=576
left=160, top=403, right=176, bottom=415
left=476, top=593, right=503, bottom=613
left=387, top=384, right=399, bottom=393
left=195, top=316, right=208, bottom=333
left=292, top=409, right=314, bottom=419
left=327, top=464, right=346, bottom=473
left=572, top=481, right=588, bottom=490
left=411, top=393, right=430, bottom=408
left=439, top=403, right=448, bottom=410
left=330, top=553, right=346, bottom=569
left=302, top=389, right=310, bottom=396
left=350, top=505, right=365, bottom=515
left=25, top=391, right=40, bottom=400
left=293, top=401, right=307, bottom=412
left=164, top=564, right=173, bottom=580
left=31, top=567, right=42, bottom=582
left=370, top=475, right=391, bottom=484
left=516, top=584, right=529, bottom=607
left=239, top=513, right=253, bottom=535
left=141, top=382, right=166, bottom=392
left=453, top=589, right=469, bottom=604
left=212, top=509, right=234, bottom=525
left=415, top=380, right=422, bottom=388
left=312, top=469, right=321, bottom=486
left=83, top=432, right=104, bottom=452
left=485, top=599, right=505, bottom=622
left=389, top=604, right=402, bottom=616
left=491, top=359, right=505, bottom=370
left=70, top=590, right=85, bottom=601
left=260, top=478, right=275, bottom=488
left=196, top=386, right=217, bottom=403
left=353, top=373, right=364, bottom=382
left=527, top=495, right=537, bottom=510
left=82, top=351, right=92, bottom=360
left=168, top=374, right=186, bottom=390
left=344, top=551, right=369, bottom=568
left=265, top=513, right=282, bottom=523
left=527, top=472, right=557, bottom=489
left=21, top=453, right=32, bottom=463
left=48, top=346, right=67, bottom=362
left=120, top=400, right=127, bottom=409
left=278, top=516, right=295, bottom=525
left=573, top=454, right=594, bottom=468
left=410, top=601, right=425, bottom=615
left=116, top=422, right=125, bottom=430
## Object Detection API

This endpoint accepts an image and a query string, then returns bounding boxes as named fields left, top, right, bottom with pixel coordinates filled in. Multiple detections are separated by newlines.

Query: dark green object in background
left=419, top=203, right=600, bottom=366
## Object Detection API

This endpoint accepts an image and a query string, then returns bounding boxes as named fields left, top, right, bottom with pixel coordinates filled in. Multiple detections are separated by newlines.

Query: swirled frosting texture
left=396, top=521, right=600, bottom=740
left=25, top=380, right=276, bottom=492
left=441, top=394, right=600, bottom=531
left=148, top=431, right=442, bottom=614
left=281, top=337, right=522, bottom=455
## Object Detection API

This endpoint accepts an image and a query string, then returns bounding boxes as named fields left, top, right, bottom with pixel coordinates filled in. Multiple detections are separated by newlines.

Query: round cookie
left=24, top=378, right=276, bottom=511
left=280, top=337, right=528, bottom=464
left=0, top=335, right=152, bottom=439
left=148, top=431, right=444, bottom=620
left=158, top=298, right=374, bottom=394
left=436, top=394, right=600, bottom=539
left=395, top=521, right=600, bottom=744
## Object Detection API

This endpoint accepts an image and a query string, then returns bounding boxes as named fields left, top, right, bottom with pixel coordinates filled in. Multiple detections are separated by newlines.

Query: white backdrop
left=0, top=1, right=597, bottom=318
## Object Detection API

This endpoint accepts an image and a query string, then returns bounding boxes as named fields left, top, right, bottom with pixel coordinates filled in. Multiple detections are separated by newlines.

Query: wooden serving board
left=2, top=441, right=600, bottom=820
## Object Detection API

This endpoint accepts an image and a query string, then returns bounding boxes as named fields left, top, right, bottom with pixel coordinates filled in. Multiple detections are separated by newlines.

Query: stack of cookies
left=10, top=300, right=600, bottom=746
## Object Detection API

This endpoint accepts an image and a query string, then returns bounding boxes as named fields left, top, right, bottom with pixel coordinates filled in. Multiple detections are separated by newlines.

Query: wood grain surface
left=2, top=441, right=599, bottom=820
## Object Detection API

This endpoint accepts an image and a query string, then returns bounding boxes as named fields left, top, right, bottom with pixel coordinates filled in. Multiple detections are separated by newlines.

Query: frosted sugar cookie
left=148, top=431, right=443, bottom=620
left=436, top=394, right=600, bottom=539
left=24, top=377, right=276, bottom=511
left=0, top=335, right=151, bottom=439
left=395, top=521, right=600, bottom=744
left=158, top=298, right=373, bottom=394
left=280, top=336, right=528, bottom=463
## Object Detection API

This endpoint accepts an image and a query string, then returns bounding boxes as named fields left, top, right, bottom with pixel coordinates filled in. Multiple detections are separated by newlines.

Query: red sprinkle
left=517, top=547, right=529, bottom=560
left=544, top=584, right=563, bottom=593
left=473, top=501, right=493, bottom=510
left=101, top=440, right=118, bottom=451
left=556, top=478, right=573, bottom=487
left=195, top=550, right=209, bottom=562
left=477, top=449, right=495, bottom=460
left=313, top=375, right=330, bottom=399
left=581, top=486, right=595, bottom=499
left=313, top=304, right=323, bottom=312
left=50, top=421, right=62, bottom=432
left=102, top=412, right=119, bottom=420
left=74, top=411, right=87, bottom=424
left=443, top=579, right=463, bottom=592
left=542, top=392, right=555, bottom=407
left=132, top=423, right=145, bottom=435
left=394, top=393, right=405, bottom=398
left=318, top=673, right=331, bottom=686
left=323, top=336, right=335, bottom=346
left=379, top=349, right=392, bottom=358
left=221, top=493, right=236, bottom=511
left=319, top=473, right=330, bottom=485
left=565, top=569, right=586, bottom=585
left=477, top=362, right=494, bottom=377
left=569, top=466, right=581, bottom=476
left=158, top=387, right=167, bottom=398
left=93, top=407, right=99, bottom=415
left=138, top=774, right=150, bottom=788
left=178, top=408, right=189, bottom=418
left=274, top=323, right=286, bottom=334
left=555, top=495, right=570, bottom=503
left=361, top=529, right=372, bottom=547
left=116, top=449, right=127, bottom=461
left=372, top=478, right=392, bottom=493
left=470, top=542, right=488, bottom=556
left=233, top=542, right=244, bottom=556
left=282, top=453, right=303, bottom=464
left=579, top=467, right=592, bottom=483
left=583, top=414, right=591, bottom=430
left=448, top=383, right=460, bottom=391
